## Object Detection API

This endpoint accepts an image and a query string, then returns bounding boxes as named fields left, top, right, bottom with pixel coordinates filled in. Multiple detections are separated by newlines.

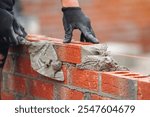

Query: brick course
left=1, top=35, right=150, bottom=100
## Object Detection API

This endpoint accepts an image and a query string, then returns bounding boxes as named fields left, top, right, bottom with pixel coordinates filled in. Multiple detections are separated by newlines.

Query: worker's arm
left=0, top=0, right=27, bottom=45
left=61, top=0, right=79, bottom=7
left=61, top=0, right=99, bottom=43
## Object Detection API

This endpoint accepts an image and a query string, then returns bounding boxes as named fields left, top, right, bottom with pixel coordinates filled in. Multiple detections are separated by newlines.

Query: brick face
left=70, top=67, right=99, bottom=91
left=30, top=80, right=54, bottom=99
left=3, top=54, right=15, bottom=73
left=1, top=92, right=15, bottom=100
left=7, top=75, right=27, bottom=95
left=101, top=72, right=137, bottom=99
left=59, top=87, right=84, bottom=100
left=55, top=44, right=82, bottom=64
left=15, top=55, right=39, bottom=78
left=91, top=94, right=112, bottom=100
left=138, top=78, right=150, bottom=100
left=62, top=65, right=68, bottom=84
left=1, top=35, right=150, bottom=100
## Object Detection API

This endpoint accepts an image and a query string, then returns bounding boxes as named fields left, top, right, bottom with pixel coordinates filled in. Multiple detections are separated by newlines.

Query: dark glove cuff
left=62, top=7, right=81, bottom=12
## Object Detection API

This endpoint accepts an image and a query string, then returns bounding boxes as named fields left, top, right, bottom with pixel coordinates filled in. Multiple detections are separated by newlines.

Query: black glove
left=62, top=7, right=99, bottom=44
left=0, top=0, right=15, bottom=11
left=0, top=8, right=27, bottom=45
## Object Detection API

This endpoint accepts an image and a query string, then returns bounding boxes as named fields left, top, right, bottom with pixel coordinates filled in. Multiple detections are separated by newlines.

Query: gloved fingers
left=19, top=25, right=27, bottom=37
left=13, top=18, right=27, bottom=38
left=80, top=23, right=96, bottom=42
left=0, top=8, right=13, bottom=32
left=63, top=16, right=68, bottom=31
left=79, top=25, right=99, bottom=44
left=63, top=16, right=73, bottom=43
left=17, top=36, right=31, bottom=45
left=9, top=24, right=29, bottom=46
left=80, top=33, right=90, bottom=42
left=7, top=26, right=20, bottom=45
left=80, top=33, right=85, bottom=42
left=89, top=26, right=96, bottom=37
left=13, top=19, right=23, bottom=36
left=64, top=26, right=73, bottom=43
left=0, top=37, right=6, bottom=44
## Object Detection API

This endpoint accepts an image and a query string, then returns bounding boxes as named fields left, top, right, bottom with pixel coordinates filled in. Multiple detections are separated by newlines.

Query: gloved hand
left=0, top=8, right=27, bottom=46
left=0, top=0, right=15, bottom=12
left=62, top=7, right=99, bottom=44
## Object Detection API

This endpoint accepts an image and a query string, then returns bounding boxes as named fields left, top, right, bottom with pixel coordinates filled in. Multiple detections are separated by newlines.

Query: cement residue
left=28, top=41, right=64, bottom=81
left=77, top=44, right=129, bottom=72
left=27, top=40, right=128, bottom=81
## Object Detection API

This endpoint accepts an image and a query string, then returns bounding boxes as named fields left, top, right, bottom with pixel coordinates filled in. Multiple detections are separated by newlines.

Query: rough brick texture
left=30, top=80, right=54, bottom=99
left=7, top=75, right=27, bottom=95
left=1, top=91, right=15, bottom=100
left=1, top=36, right=150, bottom=100
left=101, top=72, right=138, bottom=99
left=59, top=87, right=84, bottom=100
left=70, top=67, right=99, bottom=91
left=55, top=44, right=82, bottom=64
left=138, top=78, right=150, bottom=100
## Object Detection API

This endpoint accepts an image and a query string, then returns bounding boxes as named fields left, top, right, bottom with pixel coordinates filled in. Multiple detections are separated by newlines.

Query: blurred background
left=14, top=0, right=150, bottom=75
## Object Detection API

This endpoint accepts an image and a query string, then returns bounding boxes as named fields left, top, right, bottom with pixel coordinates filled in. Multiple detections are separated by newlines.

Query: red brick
left=55, top=44, right=82, bottom=64
left=15, top=55, right=39, bottom=78
left=138, top=78, right=150, bottom=100
left=70, top=67, right=99, bottom=91
left=62, top=65, right=68, bottom=84
left=60, top=87, right=84, bottom=100
left=1, top=92, right=15, bottom=100
left=9, top=46, right=29, bottom=55
left=91, top=94, right=111, bottom=100
left=30, top=80, right=54, bottom=99
left=7, top=75, right=27, bottom=95
left=3, top=55, right=14, bottom=72
left=101, top=72, right=137, bottom=99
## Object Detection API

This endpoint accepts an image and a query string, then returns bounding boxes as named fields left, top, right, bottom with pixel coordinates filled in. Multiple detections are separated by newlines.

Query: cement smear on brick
left=28, top=41, right=128, bottom=81
left=77, top=44, right=129, bottom=72
left=28, top=41, right=64, bottom=81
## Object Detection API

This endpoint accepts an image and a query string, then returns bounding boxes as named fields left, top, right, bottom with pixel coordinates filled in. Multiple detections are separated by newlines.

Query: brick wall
left=1, top=36, right=150, bottom=100
left=20, top=0, right=150, bottom=52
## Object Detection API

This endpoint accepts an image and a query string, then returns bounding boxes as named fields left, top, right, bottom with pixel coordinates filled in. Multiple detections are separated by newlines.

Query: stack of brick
left=1, top=35, right=150, bottom=100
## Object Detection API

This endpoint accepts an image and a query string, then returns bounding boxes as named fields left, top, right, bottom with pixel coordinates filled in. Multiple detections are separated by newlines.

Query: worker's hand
left=62, top=7, right=99, bottom=44
left=0, top=8, right=27, bottom=46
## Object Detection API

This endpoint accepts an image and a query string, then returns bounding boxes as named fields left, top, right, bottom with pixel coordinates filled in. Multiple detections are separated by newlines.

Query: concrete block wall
left=1, top=36, right=150, bottom=100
